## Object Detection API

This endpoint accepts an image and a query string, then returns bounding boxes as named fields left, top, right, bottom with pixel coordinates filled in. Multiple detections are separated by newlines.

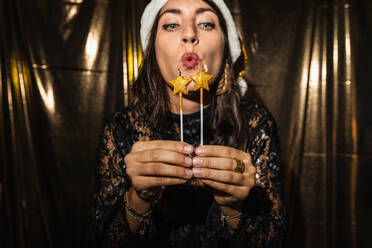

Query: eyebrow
left=159, top=7, right=216, bottom=19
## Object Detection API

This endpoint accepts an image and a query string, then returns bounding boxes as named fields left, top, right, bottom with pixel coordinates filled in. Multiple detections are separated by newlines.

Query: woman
left=86, top=0, right=286, bottom=247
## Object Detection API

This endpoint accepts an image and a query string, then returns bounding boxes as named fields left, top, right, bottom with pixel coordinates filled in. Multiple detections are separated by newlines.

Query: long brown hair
left=132, top=0, right=248, bottom=149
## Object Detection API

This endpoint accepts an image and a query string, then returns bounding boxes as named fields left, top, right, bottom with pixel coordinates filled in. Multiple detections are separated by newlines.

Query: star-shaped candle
left=169, top=75, right=192, bottom=141
left=191, top=67, right=213, bottom=145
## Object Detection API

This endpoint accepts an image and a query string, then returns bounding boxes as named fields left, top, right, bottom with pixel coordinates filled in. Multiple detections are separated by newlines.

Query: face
left=155, top=0, right=225, bottom=91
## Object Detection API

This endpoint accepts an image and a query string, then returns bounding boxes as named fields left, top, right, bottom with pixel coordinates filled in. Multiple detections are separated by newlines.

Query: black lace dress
left=85, top=103, right=287, bottom=248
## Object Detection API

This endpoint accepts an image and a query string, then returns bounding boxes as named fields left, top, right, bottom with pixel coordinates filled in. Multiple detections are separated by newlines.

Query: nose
left=182, top=25, right=199, bottom=45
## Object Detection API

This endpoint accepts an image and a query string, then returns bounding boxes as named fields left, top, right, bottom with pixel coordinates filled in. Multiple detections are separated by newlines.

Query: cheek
left=155, top=33, right=179, bottom=81
left=205, top=35, right=224, bottom=76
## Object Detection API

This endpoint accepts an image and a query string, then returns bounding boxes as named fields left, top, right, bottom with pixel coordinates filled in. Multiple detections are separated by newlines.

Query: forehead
left=160, top=0, right=215, bottom=15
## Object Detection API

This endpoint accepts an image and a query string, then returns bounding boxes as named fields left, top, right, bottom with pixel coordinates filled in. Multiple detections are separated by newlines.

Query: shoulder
left=240, top=101, right=281, bottom=152
left=240, top=101, right=277, bottom=131
left=98, top=106, right=139, bottom=153
left=103, top=105, right=138, bottom=132
left=101, top=105, right=152, bottom=152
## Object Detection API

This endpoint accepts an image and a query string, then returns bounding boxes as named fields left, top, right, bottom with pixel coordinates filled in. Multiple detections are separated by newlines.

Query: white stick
left=180, top=109, right=183, bottom=142
left=200, top=103, right=203, bottom=146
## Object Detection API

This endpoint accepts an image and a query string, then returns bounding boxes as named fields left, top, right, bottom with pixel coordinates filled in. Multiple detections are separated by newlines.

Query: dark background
left=1, top=0, right=371, bottom=247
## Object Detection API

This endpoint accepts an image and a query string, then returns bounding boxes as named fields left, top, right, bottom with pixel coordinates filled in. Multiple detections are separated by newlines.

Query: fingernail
left=185, top=156, right=192, bottom=165
left=185, top=169, right=193, bottom=178
left=195, top=147, right=204, bottom=154
left=193, top=157, right=202, bottom=166
left=184, top=145, right=193, bottom=153
left=192, top=168, right=201, bottom=177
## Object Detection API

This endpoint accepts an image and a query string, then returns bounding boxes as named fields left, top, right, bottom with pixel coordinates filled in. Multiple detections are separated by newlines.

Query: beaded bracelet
left=220, top=211, right=242, bottom=226
left=124, top=190, right=152, bottom=235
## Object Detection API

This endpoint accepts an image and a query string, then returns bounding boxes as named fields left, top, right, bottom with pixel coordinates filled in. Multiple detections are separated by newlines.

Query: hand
left=192, top=145, right=256, bottom=207
left=124, top=140, right=194, bottom=203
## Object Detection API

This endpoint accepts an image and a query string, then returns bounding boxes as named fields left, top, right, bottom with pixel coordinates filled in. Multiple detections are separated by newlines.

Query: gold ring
left=233, top=159, right=245, bottom=174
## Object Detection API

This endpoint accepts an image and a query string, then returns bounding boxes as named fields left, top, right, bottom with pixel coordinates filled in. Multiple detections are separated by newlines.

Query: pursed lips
left=181, top=52, right=200, bottom=69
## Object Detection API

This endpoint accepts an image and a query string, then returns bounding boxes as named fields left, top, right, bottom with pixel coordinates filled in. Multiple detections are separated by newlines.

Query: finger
left=192, top=168, right=246, bottom=186
left=132, top=176, right=187, bottom=188
left=195, top=145, right=252, bottom=164
left=192, top=156, right=235, bottom=171
left=201, top=179, right=251, bottom=200
left=139, top=162, right=193, bottom=179
left=247, top=165, right=257, bottom=176
left=193, top=157, right=257, bottom=177
left=135, top=149, right=193, bottom=167
left=132, top=140, right=194, bottom=154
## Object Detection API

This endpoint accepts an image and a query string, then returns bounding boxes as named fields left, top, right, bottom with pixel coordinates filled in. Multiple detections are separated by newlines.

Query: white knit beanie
left=140, top=0, right=242, bottom=63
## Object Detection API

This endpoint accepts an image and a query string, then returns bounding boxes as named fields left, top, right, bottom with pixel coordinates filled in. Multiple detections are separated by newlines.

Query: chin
left=187, top=81, right=196, bottom=91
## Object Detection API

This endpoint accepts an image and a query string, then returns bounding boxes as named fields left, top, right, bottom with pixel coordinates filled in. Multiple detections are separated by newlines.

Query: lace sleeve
left=240, top=105, right=287, bottom=247
left=85, top=121, right=130, bottom=247
left=85, top=119, right=156, bottom=247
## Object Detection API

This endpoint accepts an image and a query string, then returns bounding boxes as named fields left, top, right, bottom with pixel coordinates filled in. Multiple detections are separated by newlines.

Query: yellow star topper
left=191, top=71, right=213, bottom=91
left=169, top=76, right=192, bottom=95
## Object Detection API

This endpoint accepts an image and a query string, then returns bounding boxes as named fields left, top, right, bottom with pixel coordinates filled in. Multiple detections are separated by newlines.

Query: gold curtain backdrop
left=0, top=0, right=371, bottom=247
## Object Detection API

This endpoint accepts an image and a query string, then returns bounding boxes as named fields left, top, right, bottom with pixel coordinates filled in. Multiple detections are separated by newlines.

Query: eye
left=162, top=23, right=179, bottom=31
left=199, top=22, right=215, bottom=30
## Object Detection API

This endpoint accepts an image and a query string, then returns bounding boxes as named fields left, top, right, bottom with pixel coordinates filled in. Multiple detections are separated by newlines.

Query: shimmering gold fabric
left=0, top=0, right=371, bottom=247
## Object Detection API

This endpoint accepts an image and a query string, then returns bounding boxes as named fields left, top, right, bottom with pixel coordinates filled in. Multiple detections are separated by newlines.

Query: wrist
left=134, top=185, right=164, bottom=204
left=219, top=201, right=243, bottom=229
left=124, top=188, right=153, bottom=235
left=219, top=201, right=243, bottom=216
left=128, top=187, right=153, bottom=215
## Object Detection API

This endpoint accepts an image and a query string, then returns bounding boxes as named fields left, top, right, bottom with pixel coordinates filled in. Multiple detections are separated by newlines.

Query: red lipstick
left=181, top=53, right=200, bottom=69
